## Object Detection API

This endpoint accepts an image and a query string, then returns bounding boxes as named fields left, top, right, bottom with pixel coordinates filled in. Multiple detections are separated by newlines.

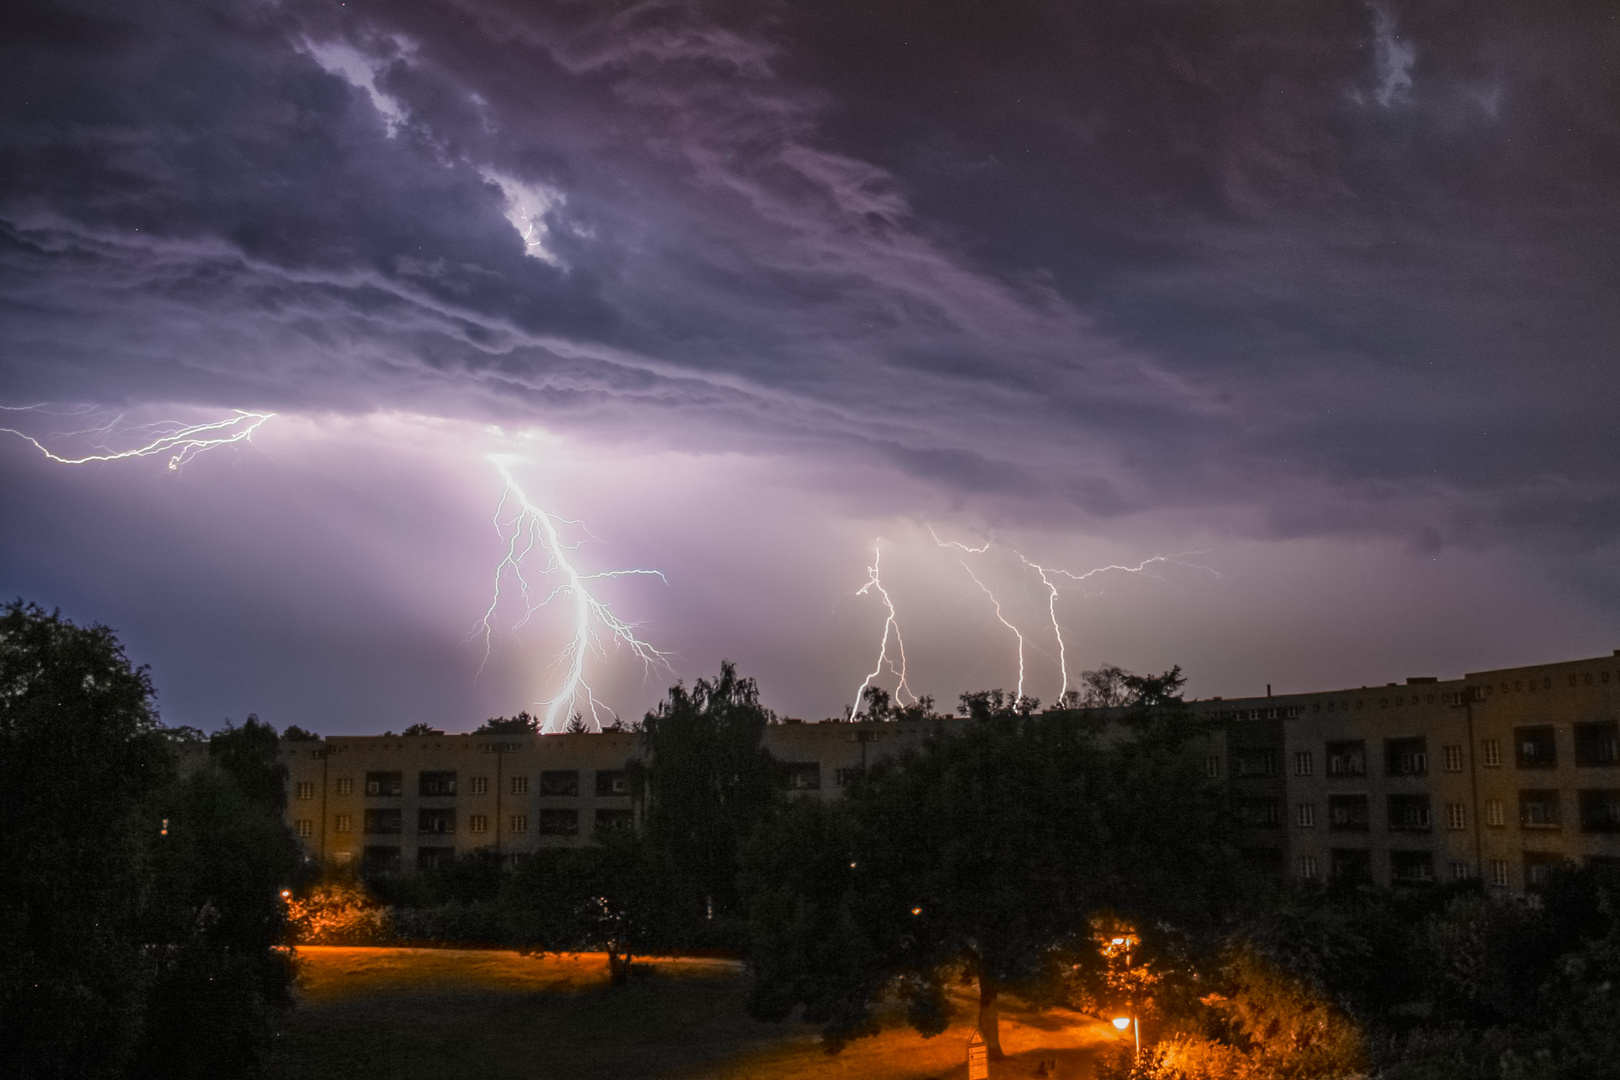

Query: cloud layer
left=2, top=0, right=1618, bottom=728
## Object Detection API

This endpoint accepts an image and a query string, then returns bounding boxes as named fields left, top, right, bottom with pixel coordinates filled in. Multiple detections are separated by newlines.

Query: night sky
left=3, top=1, right=1618, bottom=733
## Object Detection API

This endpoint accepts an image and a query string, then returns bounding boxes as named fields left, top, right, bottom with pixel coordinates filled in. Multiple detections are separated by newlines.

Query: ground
left=270, top=947, right=1120, bottom=1079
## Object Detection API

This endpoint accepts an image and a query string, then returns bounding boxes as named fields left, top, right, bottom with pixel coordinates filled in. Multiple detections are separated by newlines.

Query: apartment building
left=1196, top=649, right=1620, bottom=892
left=280, top=648, right=1620, bottom=892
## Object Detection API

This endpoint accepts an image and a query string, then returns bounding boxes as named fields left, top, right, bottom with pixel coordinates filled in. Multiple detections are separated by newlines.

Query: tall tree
left=640, top=661, right=778, bottom=926
left=744, top=673, right=1235, bottom=1058
left=0, top=600, right=170, bottom=1079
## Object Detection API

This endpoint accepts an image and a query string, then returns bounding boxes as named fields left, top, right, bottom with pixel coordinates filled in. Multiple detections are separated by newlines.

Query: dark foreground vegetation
left=9, top=597, right=1620, bottom=1079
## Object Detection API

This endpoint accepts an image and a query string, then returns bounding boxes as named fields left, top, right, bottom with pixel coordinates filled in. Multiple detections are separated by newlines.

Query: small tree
left=476, top=710, right=542, bottom=734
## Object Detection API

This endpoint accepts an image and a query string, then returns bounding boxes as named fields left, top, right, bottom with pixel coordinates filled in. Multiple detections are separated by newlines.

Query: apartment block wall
left=279, top=648, right=1620, bottom=893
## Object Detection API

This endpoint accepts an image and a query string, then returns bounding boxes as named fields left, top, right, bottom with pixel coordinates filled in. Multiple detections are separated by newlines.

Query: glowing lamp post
left=1112, top=1015, right=1139, bottom=1058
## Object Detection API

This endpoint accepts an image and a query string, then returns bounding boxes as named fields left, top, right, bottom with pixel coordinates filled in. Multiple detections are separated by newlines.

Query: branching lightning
left=477, top=455, right=671, bottom=733
left=927, top=526, right=1219, bottom=702
left=930, top=526, right=1029, bottom=701
left=851, top=541, right=915, bottom=718
left=0, top=409, right=274, bottom=470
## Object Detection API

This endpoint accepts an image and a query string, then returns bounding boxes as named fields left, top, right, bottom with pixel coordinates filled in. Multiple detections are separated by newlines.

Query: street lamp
left=1112, top=1015, right=1139, bottom=1058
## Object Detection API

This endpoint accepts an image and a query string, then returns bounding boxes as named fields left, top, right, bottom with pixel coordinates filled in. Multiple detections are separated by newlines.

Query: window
left=1442, top=745, right=1465, bottom=772
left=1298, top=855, right=1318, bottom=880
left=1296, top=803, right=1316, bottom=828
left=1525, top=852, right=1566, bottom=891
left=1575, top=722, right=1620, bottom=767
left=1486, top=799, right=1504, bottom=827
left=295, top=819, right=313, bottom=838
left=1387, top=795, right=1432, bottom=832
left=1235, top=797, right=1282, bottom=828
left=1446, top=803, right=1468, bottom=830
left=835, top=767, right=862, bottom=788
left=510, top=776, right=529, bottom=796
left=1385, top=737, right=1428, bottom=777
left=594, top=769, right=632, bottom=797
left=1234, top=749, right=1277, bottom=777
left=417, top=809, right=455, bottom=835
left=1490, top=859, right=1511, bottom=887
left=366, top=771, right=404, bottom=797
left=335, top=778, right=354, bottom=796
left=363, top=846, right=402, bottom=874
left=364, top=808, right=403, bottom=834
left=539, top=771, right=578, bottom=796
left=469, top=776, right=489, bottom=795
left=1482, top=739, right=1502, bottom=767
left=296, top=781, right=316, bottom=800
left=1515, top=726, right=1557, bottom=769
left=1519, top=789, right=1562, bottom=829
left=1449, top=861, right=1473, bottom=882
left=509, top=814, right=528, bottom=833
left=1328, top=795, right=1369, bottom=831
left=595, top=808, right=635, bottom=833
left=417, top=847, right=454, bottom=871
left=539, top=809, right=579, bottom=836
left=1578, top=789, right=1620, bottom=833
left=334, top=813, right=352, bottom=833
left=1390, top=851, right=1434, bottom=884
left=781, top=762, right=822, bottom=791
left=468, top=814, right=488, bottom=834
left=1293, top=751, right=1313, bottom=777
left=1204, top=754, right=1220, bottom=779
left=1331, top=848, right=1372, bottom=883
left=1326, top=741, right=1367, bottom=777
left=419, top=771, right=457, bottom=797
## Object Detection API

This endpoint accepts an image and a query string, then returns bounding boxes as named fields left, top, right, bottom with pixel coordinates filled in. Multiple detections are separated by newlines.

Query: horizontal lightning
left=0, top=409, right=275, bottom=471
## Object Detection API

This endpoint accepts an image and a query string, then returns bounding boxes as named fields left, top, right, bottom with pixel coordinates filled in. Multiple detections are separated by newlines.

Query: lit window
left=1298, top=855, right=1318, bottom=880
left=510, top=776, right=529, bottom=795
left=1442, top=745, right=1464, bottom=772
left=1482, top=740, right=1502, bottom=767
left=295, top=781, right=316, bottom=801
left=469, top=777, right=489, bottom=795
left=1295, top=803, right=1316, bottom=827
left=1446, top=803, right=1467, bottom=830
left=335, top=778, right=354, bottom=796
left=1486, top=799, right=1504, bottom=827
left=1293, top=751, right=1313, bottom=777
left=509, top=814, right=528, bottom=833
left=468, top=814, right=488, bottom=834
left=295, top=819, right=313, bottom=838
left=334, top=814, right=352, bottom=833
left=1490, top=859, right=1511, bottom=887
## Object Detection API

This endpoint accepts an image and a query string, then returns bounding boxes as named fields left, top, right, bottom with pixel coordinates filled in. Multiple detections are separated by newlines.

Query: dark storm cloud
left=2, top=0, right=1618, bottom=553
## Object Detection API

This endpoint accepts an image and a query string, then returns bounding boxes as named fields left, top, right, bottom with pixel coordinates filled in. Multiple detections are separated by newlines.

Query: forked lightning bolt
left=478, top=455, right=670, bottom=733
left=852, top=541, right=915, bottom=718
left=929, top=527, right=1029, bottom=701
left=0, top=408, right=274, bottom=470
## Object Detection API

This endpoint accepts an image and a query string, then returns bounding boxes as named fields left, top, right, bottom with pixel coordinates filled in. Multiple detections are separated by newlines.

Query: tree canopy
left=742, top=669, right=1235, bottom=1058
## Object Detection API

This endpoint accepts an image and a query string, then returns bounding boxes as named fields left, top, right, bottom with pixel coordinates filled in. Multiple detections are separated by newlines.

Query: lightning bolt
left=478, top=454, right=670, bottom=733
left=1016, top=553, right=1071, bottom=699
left=0, top=409, right=275, bottom=470
left=929, top=527, right=1029, bottom=701
left=851, top=541, right=915, bottom=718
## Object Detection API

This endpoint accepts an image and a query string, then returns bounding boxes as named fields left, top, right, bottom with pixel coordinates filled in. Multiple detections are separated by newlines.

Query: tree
left=640, top=661, right=779, bottom=929
left=281, top=724, right=321, bottom=741
left=744, top=673, right=1236, bottom=1058
left=210, top=713, right=287, bottom=812
left=0, top=600, right=171, bottom=1079
left=504, top=833, right=681, bottom=982
left=476, top=710, right=541, bottom=734
left=401, top=722, right=443, bottom=736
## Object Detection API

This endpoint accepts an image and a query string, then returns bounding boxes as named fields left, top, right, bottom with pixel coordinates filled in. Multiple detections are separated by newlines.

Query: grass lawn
left=269, top=947, right=1118, bottom=1080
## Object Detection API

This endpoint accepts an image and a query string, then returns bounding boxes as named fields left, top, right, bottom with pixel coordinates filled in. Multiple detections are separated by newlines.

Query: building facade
left=280, top=648, right=1620, bottom=892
